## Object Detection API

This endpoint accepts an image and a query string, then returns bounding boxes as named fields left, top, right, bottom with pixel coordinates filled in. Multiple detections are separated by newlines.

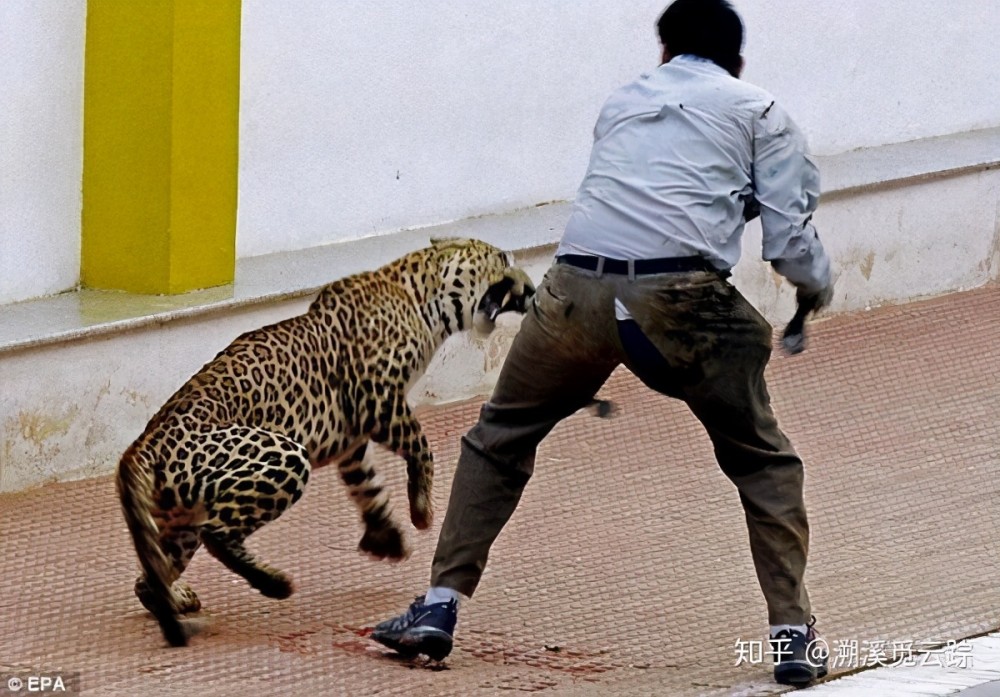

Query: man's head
left=657, top=0, right=744, bottom=78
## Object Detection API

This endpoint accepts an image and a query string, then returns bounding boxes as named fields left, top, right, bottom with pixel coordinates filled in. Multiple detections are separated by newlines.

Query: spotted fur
left=117, top=238, right=535, bottom=647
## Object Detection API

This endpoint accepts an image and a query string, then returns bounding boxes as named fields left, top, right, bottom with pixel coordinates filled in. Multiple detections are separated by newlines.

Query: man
left=372, top=0, right=834, bottom=686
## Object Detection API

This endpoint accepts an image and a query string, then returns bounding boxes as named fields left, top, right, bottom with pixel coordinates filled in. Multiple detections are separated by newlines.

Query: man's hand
left=797, top=283, right=833, bottom=313
left=782, top=284, right=833, bottom=355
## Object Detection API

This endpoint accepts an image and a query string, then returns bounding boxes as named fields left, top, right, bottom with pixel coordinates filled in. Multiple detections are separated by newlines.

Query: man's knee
left=718, top=446, right=803, bottom=483
left=460, top=428, right=536, bottom=486
left=463, top=400, right=561, bottom=464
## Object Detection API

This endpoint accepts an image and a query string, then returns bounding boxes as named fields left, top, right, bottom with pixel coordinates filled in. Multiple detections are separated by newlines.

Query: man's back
left=559, top=54, right=820, bottom=284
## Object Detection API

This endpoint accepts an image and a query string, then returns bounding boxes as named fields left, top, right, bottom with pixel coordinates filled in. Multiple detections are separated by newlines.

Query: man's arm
left=752, top=100, right=832, bottom=306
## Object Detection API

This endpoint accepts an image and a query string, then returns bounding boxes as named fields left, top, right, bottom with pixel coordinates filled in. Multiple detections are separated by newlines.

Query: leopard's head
left=425, top=237, right=536, bottom=338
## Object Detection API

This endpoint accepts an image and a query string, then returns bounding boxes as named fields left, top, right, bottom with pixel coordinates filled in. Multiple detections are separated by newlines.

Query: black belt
left=556, top=254, right=719, bottom=276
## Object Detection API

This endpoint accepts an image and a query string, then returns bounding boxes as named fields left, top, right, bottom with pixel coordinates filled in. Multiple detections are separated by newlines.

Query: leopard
left=116, top=237, right=536, bottom=647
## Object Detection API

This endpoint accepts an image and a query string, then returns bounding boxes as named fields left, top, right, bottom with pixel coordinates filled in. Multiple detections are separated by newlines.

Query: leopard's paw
left=255, top=570, right=294, bottom=600
left=409, top=495, right=433, bottom=531
left=359, top=525, right=411, bottom=561
left=173, top=581, right=202, bottom=614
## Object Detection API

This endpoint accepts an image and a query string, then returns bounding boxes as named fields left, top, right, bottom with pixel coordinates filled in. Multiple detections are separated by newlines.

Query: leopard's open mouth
left=472, top=272, right=534, bottom=334
left=475, top=273, right=535, bottom=326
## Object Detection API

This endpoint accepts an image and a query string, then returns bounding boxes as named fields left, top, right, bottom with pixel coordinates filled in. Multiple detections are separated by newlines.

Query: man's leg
left=684, top=348, right=810, bottom=627
left=682, top=337, right=826, bottom=685
left=433, top=264, right=621, bottom=595
left=620, top=274, right=811, bottom=624
left=372, top=263, right=620, bottom=657
left=619, top=274, right=824, bottom=685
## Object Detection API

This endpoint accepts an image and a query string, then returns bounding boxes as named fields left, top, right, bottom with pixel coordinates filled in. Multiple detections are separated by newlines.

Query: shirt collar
left=667, top=54, right=731, bottom=76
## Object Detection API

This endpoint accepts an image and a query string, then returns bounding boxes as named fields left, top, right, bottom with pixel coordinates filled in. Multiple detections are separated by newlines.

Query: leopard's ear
left=429, top=237, right=473, bottom=249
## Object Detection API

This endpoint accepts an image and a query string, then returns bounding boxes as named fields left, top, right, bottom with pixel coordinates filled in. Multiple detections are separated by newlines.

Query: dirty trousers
left=430, top=262, right=812, bottom=625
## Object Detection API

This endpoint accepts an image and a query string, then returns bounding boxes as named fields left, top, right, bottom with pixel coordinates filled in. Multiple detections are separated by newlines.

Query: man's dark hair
left=657, top=0, right=744, bottom=78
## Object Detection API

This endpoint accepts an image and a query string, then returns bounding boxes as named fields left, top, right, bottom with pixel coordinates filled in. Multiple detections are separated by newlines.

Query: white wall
left=4, top=1, right=999, bottom=301
left=237, top=0, right=665, bottom=258
left=0, top=0, right=86, bottom=304
left=237, top=0, right=1000, bottom=258
left=740, top=1, right=1000, bottom=155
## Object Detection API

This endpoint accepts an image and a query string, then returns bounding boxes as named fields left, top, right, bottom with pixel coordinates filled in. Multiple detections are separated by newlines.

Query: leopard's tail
left=116, top=445, right=188, bottom=647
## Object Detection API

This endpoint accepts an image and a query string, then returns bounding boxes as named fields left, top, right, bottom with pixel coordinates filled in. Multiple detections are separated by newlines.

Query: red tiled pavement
left=2, top=285, right=998, bottom=696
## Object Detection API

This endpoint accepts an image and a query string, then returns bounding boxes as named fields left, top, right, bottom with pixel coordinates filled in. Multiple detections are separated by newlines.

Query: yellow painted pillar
left=82, top=0, right=241, bottom=294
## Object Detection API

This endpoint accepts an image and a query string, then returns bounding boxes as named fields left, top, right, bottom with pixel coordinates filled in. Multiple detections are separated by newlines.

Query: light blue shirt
left=557, top=55, right=831, bottom=314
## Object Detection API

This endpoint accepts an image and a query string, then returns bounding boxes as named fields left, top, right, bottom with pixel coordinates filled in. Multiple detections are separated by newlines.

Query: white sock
left=424, top=586, right=462, bottom=606
left=770, top=624, right=807, bottom=637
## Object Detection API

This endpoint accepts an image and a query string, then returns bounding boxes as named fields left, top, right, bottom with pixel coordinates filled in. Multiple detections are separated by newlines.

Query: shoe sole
left=400, top=626, right=454, bottom=661
left=774, top=660, right=828, bottom=686
left=370, top=631, right=419, bottom=658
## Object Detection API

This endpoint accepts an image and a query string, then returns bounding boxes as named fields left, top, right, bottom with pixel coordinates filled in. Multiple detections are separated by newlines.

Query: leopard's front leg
left=338, top=441, right=411, bottom=560
left=391, top=417, right=434, bottom=531
left=364, top=387, right=434, bottom=530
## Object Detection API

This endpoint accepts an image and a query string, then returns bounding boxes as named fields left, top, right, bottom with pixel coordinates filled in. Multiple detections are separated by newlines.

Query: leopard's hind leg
left=134, top=527, right=202, bottom=614
left=199, top=527, right=295, bottom=599
left=196, top=426, right=311, bottom=598
left=337, top=441, right=409, bottom=560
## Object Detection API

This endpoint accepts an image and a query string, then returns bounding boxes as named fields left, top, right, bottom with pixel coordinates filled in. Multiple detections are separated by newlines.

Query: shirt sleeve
left=752, top=100, right=831, bottom=294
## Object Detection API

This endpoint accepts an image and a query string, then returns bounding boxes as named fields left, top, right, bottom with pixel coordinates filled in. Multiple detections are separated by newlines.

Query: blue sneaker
left=770, top=616, right=829, bottom=686
left=371, top=596, right=458, bottom=661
